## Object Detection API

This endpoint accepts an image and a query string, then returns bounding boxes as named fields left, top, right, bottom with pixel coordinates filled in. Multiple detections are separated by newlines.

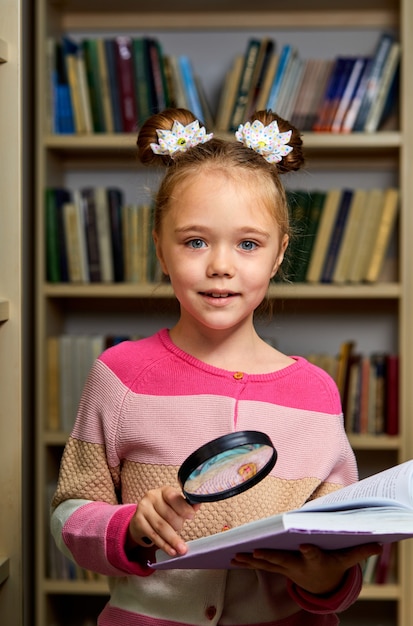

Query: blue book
left=179, top=56, right=204, bottom=122
left=321, top=189, right=354, bottom=283
left=352, top=32, right=395, bottom=132
left=265, top=44, right=293, bottom=112
left=54, top=41, right=75, bottom=133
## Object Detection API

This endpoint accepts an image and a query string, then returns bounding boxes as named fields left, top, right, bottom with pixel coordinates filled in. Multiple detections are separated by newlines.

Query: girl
left=51, top=108, right=381, bottom=625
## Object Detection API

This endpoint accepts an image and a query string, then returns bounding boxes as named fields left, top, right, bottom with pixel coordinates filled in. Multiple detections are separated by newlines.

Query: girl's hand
left=128, top=486, right=200, bottom=557
left=231, top=542, right=383, bottom=595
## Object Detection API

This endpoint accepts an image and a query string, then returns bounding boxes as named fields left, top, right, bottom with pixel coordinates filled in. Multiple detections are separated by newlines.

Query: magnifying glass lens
left=179, top=431, right=277, bottom=503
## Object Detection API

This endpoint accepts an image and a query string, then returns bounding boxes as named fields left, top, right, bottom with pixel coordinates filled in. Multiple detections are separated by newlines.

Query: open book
left=151, top=460, right=413, bottom=570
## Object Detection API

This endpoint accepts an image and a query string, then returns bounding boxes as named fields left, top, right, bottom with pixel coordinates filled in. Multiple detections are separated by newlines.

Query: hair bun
left=248, top=110, right=304, bottom=174
left=137, top=108, right=199, bottom=166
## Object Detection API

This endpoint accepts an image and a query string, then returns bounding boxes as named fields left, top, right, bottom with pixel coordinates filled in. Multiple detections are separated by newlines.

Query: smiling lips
left=201, top=292, right=237, bottom=298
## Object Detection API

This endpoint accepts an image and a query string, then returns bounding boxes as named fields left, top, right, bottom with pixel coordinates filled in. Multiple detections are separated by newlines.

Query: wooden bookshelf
left=34, top=1, right=413, bottom=625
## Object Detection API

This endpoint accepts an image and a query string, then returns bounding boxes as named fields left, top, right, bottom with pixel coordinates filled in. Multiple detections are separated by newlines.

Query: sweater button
left=205, top=606, right=217, bottom=620
left=233, top=371, right=244, bottom=380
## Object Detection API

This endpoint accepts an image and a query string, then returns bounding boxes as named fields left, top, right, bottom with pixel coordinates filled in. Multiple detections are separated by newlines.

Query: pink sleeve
left=62, top=501, right=156, bottom=577
left=287, top=565, right=362, bottom=613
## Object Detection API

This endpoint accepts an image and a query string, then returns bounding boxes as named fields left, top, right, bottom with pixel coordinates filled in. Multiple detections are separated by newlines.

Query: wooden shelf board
left=348, top=434, right=401, bottom=450
left=44, top=132, right=402, bottom=152
left=0, top=39, right=7, bottom=63
left=43, top=578, right=109, bottom=595
left=0, top=299, right=10, bottom=322
left=44, top=430, right=401, bottom=450
left=0, top=557, right=10, bottom=586
left=41, top=282, right=401, bottom=300
left=359, top=583, right=400, bottom=600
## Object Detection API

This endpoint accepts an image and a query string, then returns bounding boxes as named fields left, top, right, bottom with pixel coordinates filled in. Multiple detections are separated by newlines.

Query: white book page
left=300, top=461, right=413, bottom=513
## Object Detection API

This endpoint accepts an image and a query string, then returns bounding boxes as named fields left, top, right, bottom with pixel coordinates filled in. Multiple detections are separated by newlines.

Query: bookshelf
left=35, top=1, right=413, bottom=625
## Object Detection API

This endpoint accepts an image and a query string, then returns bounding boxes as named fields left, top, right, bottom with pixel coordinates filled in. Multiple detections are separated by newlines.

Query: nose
left=206, top=245, right=235, bottom=277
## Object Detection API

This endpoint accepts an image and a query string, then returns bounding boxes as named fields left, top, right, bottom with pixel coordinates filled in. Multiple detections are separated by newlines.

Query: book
left=132, top=37, right=153, bottom=129
left=335, top=339, right=355, bottom=402
left=352, top=33, right=395, bottom=132
left=330, top=57, right=367, bottom=133
left=292, top=191, right=326, bottom=283
left=104, top=38, right=124, bottom=132
left=94, top=187, right=114, bottom=282
left=54, top=40, right=75, bottom=133
left=114, top=36, right=138, bottom=133
left=107, top=187, right=125, bottom=282
left=385, top=354, right=399, bottom=436
left=61, top=36, right=88, bottom=134
left=82, top=38, right=106, bottom=133
left=246, top=38, right=275, bottom=118
left=364, top=41, right=400, bottom=133
left=276, top=51, right=304, bottom=121
left=96, top=37, right=114, bottom=133
left=229, top=39, right=262, bottom=130
left=305, top=189, right=343, bottom=283
left=147, top=38, right=170, bottom=113
left=215, top=55, right=244, bottom=132
left=364, top=187, right=399, bottom=283
left=313, top=57, right=356, bottom=132
left=290, top=58, right=317, bottom=129
left=152, top=459, right=413, bottom=570
left=265, top=44, right=294, bottom=113
left=320, top=189, right=354, bottom=283
left=45, top=188, right=62, bottom=283
left=178, top=56, right=204, bottom=122
left=66, top=190, right=90, bottom=283
left=254, top=52, right=279, bottom=113
left=332, top=189, right=368, bottom=283
left=347, top=188, right=385, bottom=283
left=304, top=59, right=335, bottom=130
left=80, top=188, right=102, bottom=282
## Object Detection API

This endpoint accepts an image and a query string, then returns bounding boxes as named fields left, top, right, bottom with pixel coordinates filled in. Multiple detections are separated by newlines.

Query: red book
left=385, top=354, right=399, bottom=435
left=114, top=36, right=138, bottom=133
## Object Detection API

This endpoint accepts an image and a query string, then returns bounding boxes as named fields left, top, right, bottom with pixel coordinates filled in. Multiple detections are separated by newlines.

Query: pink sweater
left=51, top=329, right=362, bottom=626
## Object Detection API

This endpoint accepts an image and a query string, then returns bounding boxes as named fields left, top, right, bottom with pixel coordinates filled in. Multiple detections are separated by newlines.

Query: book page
left=301, top=460, right=413, bottom=513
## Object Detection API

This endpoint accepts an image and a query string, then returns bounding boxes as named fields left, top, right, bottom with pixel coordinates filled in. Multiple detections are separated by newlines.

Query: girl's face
left=154, top=171, right=288, bottom=334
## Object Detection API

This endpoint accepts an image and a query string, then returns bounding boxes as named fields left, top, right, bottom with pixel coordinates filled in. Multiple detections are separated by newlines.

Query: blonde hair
left=136, top=108, right=305, bottom=277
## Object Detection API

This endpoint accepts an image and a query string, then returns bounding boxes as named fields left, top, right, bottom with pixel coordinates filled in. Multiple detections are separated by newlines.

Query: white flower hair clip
left=235, top=120, right=293, bottom=164
left=151, top=120, right=213, bottom=157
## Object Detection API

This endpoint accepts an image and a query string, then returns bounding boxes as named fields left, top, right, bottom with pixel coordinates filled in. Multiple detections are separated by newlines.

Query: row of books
left=49, top=30, right=399, bottom=136
left=45, top=187, right=162, bottom=284
left=307, top=342, right=399, bottom=436
left=48, top=35, right=212, bottom=135
left=285, top=187, right=399, bottom=284
left=217, top=31, right=400, bottom=133
left=47, top=334, right=142, bottom=433
left=45, top=185, right=399, bottom=286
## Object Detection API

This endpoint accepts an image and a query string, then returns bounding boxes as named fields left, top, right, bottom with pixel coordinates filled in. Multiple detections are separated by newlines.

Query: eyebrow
left=174, top=225, right=272, bottom=239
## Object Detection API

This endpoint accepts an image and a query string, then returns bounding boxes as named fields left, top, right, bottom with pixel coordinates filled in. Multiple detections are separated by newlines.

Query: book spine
left=320, top=189, right=353, bottom=283
left=229, top=39, right=261, bottom=131
left=114, top=36, right=138, bottom=133
left=352, top=33, right=394, bottom=132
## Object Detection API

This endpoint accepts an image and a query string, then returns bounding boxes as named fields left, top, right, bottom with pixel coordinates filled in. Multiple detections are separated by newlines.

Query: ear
left=270, top=234, right=289, bottom=278
left=152, top=230, right=169, bottom=276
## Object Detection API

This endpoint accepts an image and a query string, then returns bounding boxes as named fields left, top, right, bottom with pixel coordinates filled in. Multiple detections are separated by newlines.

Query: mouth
left=200, top=292, right=237, bottom=298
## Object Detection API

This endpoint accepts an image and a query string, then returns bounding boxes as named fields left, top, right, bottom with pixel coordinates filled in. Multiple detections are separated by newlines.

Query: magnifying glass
left=178, top=430, right=277, bottom=504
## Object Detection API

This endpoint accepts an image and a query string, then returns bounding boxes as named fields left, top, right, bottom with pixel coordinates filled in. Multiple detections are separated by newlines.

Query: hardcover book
left=152, top=460, right=413, bottom=570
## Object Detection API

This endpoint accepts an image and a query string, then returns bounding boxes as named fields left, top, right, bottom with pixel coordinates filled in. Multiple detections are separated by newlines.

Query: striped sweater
left=51, top=328, right=362, bottom=626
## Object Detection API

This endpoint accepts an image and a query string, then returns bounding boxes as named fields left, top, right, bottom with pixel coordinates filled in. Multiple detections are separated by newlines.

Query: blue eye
left=240, top=241, right=257, bottom=251
left=188, top=239, right=206, bottom=249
